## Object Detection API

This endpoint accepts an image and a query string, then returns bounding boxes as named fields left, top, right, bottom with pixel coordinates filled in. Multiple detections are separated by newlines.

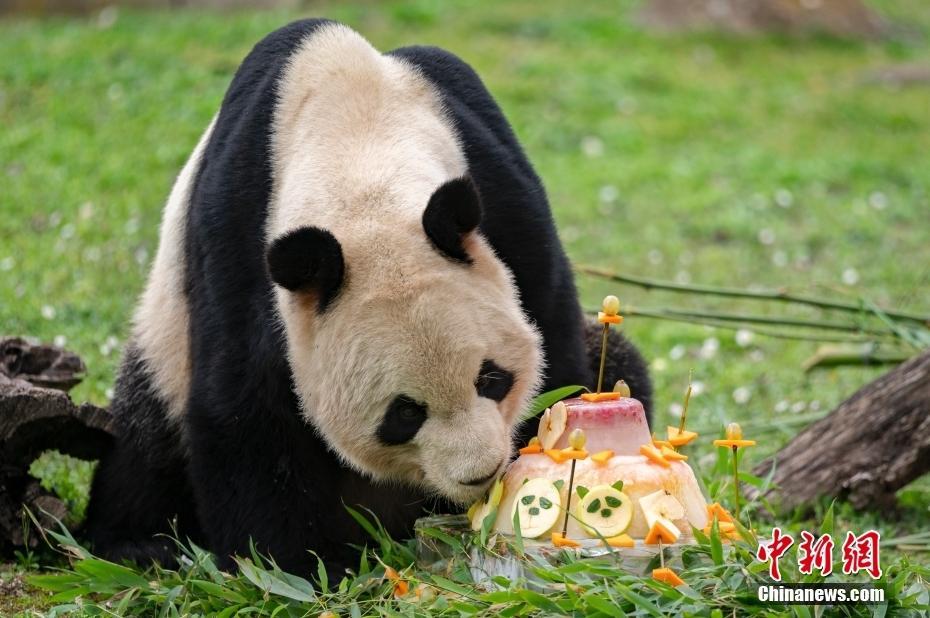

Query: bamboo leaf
left=520, top=386, right=585, bottom=422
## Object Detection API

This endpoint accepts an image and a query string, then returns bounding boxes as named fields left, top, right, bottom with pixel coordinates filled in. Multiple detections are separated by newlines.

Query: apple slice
left=537, top=401, right=568, bottom=450
left=468, top=478, right=504, bottom=531
left=511, top=478, right=562, bottom=539
left=639, top=489, right=685, bottom=528
left=575, top=484, right=633, bottom=538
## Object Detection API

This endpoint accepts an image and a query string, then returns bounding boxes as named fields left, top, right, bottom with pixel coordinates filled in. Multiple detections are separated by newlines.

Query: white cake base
left=415, top=514, right=691, bottom=592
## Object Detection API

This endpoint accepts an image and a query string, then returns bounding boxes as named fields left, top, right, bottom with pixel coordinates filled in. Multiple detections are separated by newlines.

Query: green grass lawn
left=2, top=0, right=929, bottom=614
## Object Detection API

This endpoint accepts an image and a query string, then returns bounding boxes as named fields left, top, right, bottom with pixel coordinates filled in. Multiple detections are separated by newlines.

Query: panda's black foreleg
left=184, top=383, right=432, bottom=577
left=84, top=349, right=202, bottom=566
left=184, top=391, right=346, bottom=575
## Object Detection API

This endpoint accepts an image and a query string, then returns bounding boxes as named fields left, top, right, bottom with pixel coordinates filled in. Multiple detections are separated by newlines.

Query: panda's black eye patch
left=475, top=360, right=514, bottom=402
left=377, top=395, right=428, bottom=446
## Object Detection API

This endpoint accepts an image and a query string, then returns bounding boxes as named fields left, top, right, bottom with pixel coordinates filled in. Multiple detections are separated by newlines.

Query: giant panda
left=84, top=19, right=651, bottom=575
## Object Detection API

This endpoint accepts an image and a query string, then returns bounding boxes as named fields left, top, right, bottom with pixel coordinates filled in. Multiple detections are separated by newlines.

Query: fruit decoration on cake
left=468, top=295, right=721, bottom=577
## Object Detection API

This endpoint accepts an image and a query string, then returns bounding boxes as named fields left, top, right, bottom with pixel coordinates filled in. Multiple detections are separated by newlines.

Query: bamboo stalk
left=584, top=307, right=895, bottom=343
left=578, top=266, right=930, bottom=326
left=651, top=308, right=889, bottom=335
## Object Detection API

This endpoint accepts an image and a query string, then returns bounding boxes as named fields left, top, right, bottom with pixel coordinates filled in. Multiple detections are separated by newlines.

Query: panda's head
left=266, top=177, right=543, bottom=504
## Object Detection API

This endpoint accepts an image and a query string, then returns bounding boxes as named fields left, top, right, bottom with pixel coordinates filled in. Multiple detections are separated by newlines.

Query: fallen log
left=753, top=349, right=930, bottom=511
left=638, top=0, right=887, bottom=40
left=0, top=337, right=114, bottom=552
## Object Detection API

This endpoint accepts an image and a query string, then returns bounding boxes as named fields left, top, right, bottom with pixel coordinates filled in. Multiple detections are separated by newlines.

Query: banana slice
left=639, top=489, right=685, bottom=528
left=537, top=401, right=568, bottom=450
left=575, top=484, right=633, bottom=538
left=511, top=478, right=562, bottom=538
left=469, top=478, right=505, bottom=531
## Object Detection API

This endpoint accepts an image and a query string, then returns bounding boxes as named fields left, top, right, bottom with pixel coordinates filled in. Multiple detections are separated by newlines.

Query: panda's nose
left=460, top=459, right=504, bottom=486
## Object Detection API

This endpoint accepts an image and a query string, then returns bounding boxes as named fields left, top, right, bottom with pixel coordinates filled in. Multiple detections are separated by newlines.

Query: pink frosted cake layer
left=553, top=396, right=651, bottom=455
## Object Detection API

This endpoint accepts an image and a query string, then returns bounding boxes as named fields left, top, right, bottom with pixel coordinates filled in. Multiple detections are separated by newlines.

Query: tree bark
left=753, top=349, right=930, bottom=511
left=0, top=338, right=114, bottom=552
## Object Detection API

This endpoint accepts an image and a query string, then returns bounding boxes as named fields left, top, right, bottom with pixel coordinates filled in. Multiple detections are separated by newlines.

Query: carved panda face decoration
left=263, top=24, right=543, bottom=504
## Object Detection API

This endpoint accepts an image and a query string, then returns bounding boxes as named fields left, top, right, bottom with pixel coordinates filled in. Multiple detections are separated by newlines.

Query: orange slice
left=713, top=439, right=756, bottom=448
left=580, top=392, right=621, bottom=402
left=605, top=533, right=634, bottom=548
left=518, top=444, right=543, bottom=455
left=660, top=446, right=688, bottom=461
left=706, top=502, right=734, bottom=523
left=544, top=449, right=567, bottom=464
left=666, top=426, right=698, bottom=446
left=652, top=567, right=685, bottom=587
left=551, top=532, right=581, bottom=548
left=590, top=449, right=614, bottom=465
left=652, top=434, right=674, bottom=449
left=644, top=520, right=680, bottom=545
left=597, top=312, right=623, bottom=325
left=558, top=448, right=588, bottom=460
left=639, top=444, right=670, bottom=468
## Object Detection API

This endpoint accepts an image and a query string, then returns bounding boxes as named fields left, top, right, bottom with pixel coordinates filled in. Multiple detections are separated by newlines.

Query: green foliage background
left=1, top=0, right=929, bottom=613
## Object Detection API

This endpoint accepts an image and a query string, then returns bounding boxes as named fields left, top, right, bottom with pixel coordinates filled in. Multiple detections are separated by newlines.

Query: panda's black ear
left=422, top=176, right=482, bottom=264
left=266, top=226, right=344, bottom=312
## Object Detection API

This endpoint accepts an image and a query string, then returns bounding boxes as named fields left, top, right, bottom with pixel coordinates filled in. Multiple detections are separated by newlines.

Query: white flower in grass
left=580, top=136, right=604, bottom=158
left=774, top=400, right=789, bottom=413
left=60, top=223, right=75, bottom=240
left=791, top=401, right=807, bottom=414
left=732, top=386, right=751, bottom=405
left=842, top=268, right=860, bottom=286
left=772, top=250, right=788, bottom=267
left=0, top=256, right=13, bottom=271
left=669, top=402, right=684, bottom=418
left=53, top=335, right=67, bottom=348
left=690, top=381, right=706, bottom=396
left=105, top=387, right=115, bottom=400
left=758, top=228, right=776, bottom=245
left=669, top=344, right=686, bottom=360
left=774, top=189, right=793, bottom=208
left=41, top=305, right=56, bottom=320
left=598, top=185, right=618, bottom=204
left=699, top=337, right=719, bottom=359
left=868, top=191, right=888, bottom=210
left=749, top=349, right=765, bottom=362
left=97, top=6, right=118, bottom=29
left=735, top=329, right=754, bottom=347
left=810, top=400, right=821, bottom=411
left=651, top=358, right=668, bottom=372
left=124, top=218, right=140, bottom=235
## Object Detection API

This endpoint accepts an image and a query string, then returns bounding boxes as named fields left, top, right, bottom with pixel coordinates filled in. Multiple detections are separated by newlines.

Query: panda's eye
left=475, top=360, right=515, bottom=402
left=377, top=395, right=428, bottom=445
